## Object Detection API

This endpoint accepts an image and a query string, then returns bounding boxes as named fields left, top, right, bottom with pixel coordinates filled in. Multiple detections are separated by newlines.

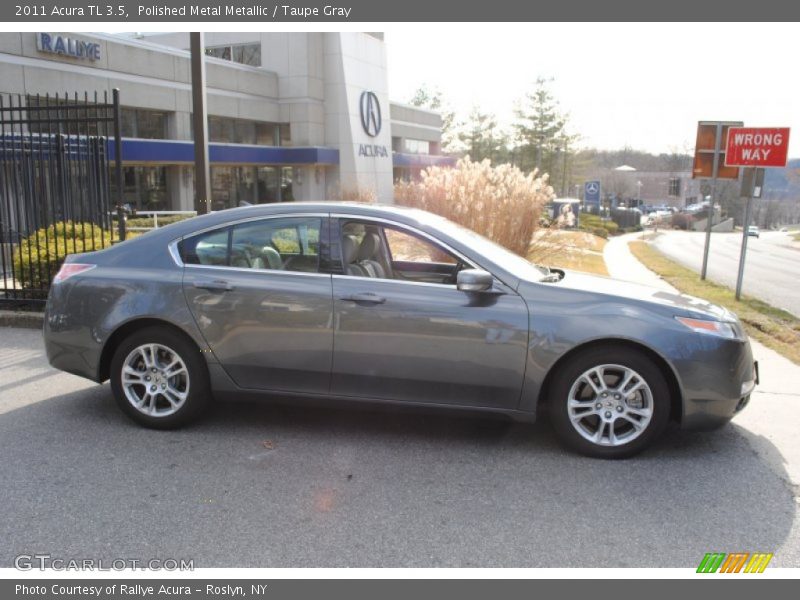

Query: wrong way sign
left=725, top=127, right=790, bottom=167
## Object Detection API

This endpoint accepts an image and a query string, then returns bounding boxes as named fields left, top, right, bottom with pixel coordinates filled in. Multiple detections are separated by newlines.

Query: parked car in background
left=747, top=226, right=760, bottom=238
left=43, top=203, right=758, bottom=458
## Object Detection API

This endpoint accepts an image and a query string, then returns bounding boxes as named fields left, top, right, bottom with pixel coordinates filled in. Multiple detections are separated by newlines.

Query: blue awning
left=108, top=138, right=340, bottom=166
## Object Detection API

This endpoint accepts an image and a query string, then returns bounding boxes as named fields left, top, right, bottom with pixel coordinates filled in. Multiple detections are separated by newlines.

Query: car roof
left=121, top=202, right=440, bottom=244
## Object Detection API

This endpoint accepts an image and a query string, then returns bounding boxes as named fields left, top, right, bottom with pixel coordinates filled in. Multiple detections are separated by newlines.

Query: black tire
left=548, top=346, right=671, bottom=459
left=109, top=326, right=211, bottom=429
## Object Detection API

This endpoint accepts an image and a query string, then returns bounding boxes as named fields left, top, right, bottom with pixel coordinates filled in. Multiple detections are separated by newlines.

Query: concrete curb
left=0, top=310, right=44, bottom=329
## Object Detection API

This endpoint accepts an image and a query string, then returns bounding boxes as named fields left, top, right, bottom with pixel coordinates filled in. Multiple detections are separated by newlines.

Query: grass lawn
left=529, top=230, right=608, bottom=276
left=630, top=240, right=800, bottom=365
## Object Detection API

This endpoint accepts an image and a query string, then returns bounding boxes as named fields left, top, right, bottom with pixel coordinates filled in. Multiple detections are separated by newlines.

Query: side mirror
left=457, top=269, right=493, bottom=292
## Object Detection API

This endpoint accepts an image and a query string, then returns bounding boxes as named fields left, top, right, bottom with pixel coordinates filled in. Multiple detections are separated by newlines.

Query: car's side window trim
left=330, top=214, right=478, bottom=278
left=331, top=272, right=459, bottom=289
left=169, top=213, right=330, bottom=277
left=182, top=263, right=332, bottom=278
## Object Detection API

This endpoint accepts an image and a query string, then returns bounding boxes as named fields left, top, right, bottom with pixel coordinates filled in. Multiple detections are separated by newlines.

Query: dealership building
left=0, top=31, right=450, bottom=211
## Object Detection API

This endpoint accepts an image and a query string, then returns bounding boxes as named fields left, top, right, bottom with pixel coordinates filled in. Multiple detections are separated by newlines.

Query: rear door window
left=179, top=217, right=322, bottom=273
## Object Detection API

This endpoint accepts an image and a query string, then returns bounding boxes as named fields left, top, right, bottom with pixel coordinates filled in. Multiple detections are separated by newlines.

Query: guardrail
left=116, top=210, right=197, bottom=232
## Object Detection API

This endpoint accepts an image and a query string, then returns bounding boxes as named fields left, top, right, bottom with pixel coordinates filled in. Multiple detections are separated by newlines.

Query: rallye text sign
left=725, top=127, right=790, bottom=168
left=36, top=33, right=101, bottom=61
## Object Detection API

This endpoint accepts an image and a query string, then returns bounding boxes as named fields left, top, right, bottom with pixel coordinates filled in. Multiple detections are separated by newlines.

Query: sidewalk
left=605, top=233, right=800, bottom=496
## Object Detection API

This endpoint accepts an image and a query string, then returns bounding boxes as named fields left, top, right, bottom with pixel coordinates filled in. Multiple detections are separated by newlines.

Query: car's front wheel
left=548, top=346, right=671, bottom=458
left=110, top=327, right=211, bottom=429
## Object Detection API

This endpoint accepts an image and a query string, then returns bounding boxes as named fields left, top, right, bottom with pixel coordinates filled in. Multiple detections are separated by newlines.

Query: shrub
left=394, top=157, right=554, bottom=256
left=13, top=221, right=113, bottom=290
left=334, top=186, right=377, bottom=203
left=579, top=213, right=602, bottom=228
left=580, top=212, right=619, bottom=235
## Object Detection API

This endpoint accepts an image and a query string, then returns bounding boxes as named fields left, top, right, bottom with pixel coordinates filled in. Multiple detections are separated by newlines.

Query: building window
left=668, top=177, right=681, bottom=197
left=205, top=46, right=231, bottom=61
left=256, top=123, right=279, bottom=145
left=233, top=44, right=261, bottom=66
left=210, top=165, right=294, bottom=210
left=121, top=108, right=168, bottom=139
left=404, top=139, right=430, bottom=155
left=206, top=116, right=287, bottom=145
left=205, top=43, right=261, bottom=67
left=208, top=116, right=235, bottom=143
left=120, top=166, right=168, bottom=210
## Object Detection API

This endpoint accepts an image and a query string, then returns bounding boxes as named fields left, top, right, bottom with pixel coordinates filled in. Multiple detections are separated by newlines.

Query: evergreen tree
left=456, top=107, right=509, bottom=164
left=513, top=77, right=570, bottom=176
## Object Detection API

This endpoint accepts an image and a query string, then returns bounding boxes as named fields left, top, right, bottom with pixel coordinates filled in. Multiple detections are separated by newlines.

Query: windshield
left=417, top=212, right=550, bottom=281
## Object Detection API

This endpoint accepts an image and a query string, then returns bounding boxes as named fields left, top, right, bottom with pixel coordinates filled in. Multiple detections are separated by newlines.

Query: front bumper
left=680, top=355, right=758, bottom=431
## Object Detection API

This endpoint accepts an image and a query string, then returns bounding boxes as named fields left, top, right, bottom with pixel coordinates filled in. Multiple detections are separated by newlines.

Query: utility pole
left=692, top=121, right=743, bottom=280
left=190, top=32, right=210, bottom=215
left=735, top=167, right=764, bottom=300
left=700, top=123, right=723, bottom=280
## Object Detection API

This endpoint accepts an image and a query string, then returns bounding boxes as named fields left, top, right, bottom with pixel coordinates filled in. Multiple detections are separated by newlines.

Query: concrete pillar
left=322, top=32, right=393, bottom=204
left=167, top=166, right=195, bottom=211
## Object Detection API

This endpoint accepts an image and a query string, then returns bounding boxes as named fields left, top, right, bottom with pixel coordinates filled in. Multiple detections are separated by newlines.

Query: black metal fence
left=0, top=90, right=122, bottom=310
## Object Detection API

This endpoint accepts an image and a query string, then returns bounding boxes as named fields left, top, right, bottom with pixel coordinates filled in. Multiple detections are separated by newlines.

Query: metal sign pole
left=700, top=123, right=722, bottom=280
left=735, top=167, right=760, bottom=301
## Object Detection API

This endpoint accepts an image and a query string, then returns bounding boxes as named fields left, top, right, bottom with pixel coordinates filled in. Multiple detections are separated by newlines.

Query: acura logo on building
left=359, top=91, right=382, bottom=137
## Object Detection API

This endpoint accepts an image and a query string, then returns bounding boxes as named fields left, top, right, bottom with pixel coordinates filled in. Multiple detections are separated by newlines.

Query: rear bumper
left=44, top=305, right=103, bottom=382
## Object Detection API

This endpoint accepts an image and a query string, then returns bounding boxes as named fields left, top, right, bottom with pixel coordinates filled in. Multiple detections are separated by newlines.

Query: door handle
left=193, top=279, right=234, bottom=292
left=340, top=292, right=386, bottom=304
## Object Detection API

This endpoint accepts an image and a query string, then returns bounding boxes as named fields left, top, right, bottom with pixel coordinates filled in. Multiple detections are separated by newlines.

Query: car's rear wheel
left=110, top=327, right=210, bottom=429
left=548, top=346, right=671, bottom=458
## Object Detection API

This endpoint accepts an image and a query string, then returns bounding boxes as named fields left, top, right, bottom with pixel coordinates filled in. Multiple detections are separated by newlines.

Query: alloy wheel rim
left=121, top=343, right=189, bottom=417
left=567, top=364, right=653, bottom=447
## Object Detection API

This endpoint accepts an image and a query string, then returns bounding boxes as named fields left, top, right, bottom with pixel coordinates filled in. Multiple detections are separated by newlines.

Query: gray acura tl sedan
left=44, top=202, right=757, bottom=458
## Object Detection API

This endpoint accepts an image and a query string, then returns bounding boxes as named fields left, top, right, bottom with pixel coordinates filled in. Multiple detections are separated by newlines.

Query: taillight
left=53, top=263, right=96, bottom=284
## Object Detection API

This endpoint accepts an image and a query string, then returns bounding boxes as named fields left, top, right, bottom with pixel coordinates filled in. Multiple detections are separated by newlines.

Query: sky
left=384, top=23, right=800, bottom=157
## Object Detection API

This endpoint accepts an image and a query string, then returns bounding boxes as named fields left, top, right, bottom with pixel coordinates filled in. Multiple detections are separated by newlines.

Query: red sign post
left=725, top=127, right=790, bottom=168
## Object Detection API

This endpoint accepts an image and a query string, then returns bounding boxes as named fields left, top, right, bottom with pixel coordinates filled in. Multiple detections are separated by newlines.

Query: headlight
left=675, top=316, right=737, bottom=339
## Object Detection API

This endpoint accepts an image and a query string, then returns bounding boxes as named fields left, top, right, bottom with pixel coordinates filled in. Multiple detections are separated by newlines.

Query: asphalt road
left=651, top=230, right=800, bottom=317
left=1, top=327, right=799, bottom=568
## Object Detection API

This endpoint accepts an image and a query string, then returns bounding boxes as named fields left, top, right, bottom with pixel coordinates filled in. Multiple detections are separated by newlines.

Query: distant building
left=601, top=165, right=703, bottom=209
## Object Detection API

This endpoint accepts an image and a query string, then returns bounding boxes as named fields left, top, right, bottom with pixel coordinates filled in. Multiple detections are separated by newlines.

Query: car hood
left=536, top=270, right=735, bottom=321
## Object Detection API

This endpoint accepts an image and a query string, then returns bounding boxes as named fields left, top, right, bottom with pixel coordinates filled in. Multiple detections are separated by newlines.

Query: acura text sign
left=725, top=127, right=790, bottom=168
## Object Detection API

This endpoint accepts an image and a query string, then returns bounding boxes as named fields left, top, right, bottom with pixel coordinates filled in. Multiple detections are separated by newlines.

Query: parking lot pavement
left=1, top=326, right=799, bottom=568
